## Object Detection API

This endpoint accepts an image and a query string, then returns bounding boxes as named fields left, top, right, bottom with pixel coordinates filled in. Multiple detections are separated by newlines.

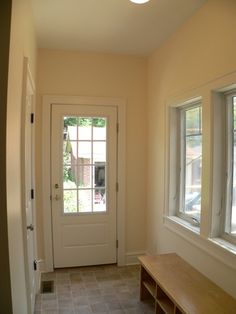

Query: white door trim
left=42, top=95, right=126, bottom=271
left=21, top=57, right=37, bottom=313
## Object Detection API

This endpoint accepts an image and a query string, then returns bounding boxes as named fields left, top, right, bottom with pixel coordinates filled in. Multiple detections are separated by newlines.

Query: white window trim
left=165, top=96, right=202, bottom=232
left=164, top=216, right=236, bottom=271
left=222, top=91, right=236, bottom=245
left=42, top=95, right=126, bottom=271
left=164, top=71, right=236, bottom=269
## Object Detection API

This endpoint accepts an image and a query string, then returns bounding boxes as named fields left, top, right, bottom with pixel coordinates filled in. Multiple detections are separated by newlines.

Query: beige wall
left=147, top=0, right=236, bottom=298
left=36, top=50, right=147, bottom=262
left=7, top=0, right=37, bottom=312
left=6, top=0, right=236, bottom=310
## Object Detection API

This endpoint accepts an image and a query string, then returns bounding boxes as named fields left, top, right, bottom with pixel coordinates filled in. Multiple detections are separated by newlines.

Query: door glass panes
left=78, top=189, right=92, bottom=213
left=93, top=118, right=106, bottom=140
left=231, top=97, right=236, bottom=234
left=93, top=142, right=106, bottom=162
left=93, top=165, right=106, bottom=211
left=182, top=106, right=202, bottom=222
left=93, top=189, right=106, bottom=212
left=94, top=164, right=106, bottom=188
left=78, top=142, right=92, bottom=163
left=63, top=190, right=77, bottom=213
left=63, top=116, right=107, bottom=213
left=78, top=118, right=92, bottom=140
left=78, top=166, right=92, bottom=188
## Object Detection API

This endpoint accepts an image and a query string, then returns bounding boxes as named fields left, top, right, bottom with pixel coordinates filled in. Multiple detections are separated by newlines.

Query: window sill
left=165, top=215, right=200, bottom=235
left=164, top=215, right=236, bottom=271
left=209, top=238, right=236, bottom=256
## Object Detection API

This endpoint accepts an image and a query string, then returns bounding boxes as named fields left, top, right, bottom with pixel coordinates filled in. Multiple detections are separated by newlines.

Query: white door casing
left=21, top=58, right=37, bottom=314
left=42, top=96, right=126, bottom=271
left=51, top=104, right=117, bottom=267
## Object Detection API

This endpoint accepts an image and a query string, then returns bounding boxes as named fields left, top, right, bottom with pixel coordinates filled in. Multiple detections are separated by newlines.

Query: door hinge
left=116, top=123, right=119, bottom=133
left=27, top=224, right=34, bottom=231
left=31, top=189, right=34, bottom=200
left=116, top=182, right=119, bottom=192
left=30, top=113, right=34, bottom=124
left=116, top=240, right=118, bottom=248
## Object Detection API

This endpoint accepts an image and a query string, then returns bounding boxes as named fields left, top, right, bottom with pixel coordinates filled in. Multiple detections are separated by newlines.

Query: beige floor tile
left=35, top=264, right=154, bottom=314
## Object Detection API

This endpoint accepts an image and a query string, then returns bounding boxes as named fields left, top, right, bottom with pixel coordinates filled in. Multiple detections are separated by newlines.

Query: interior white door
left=51, top=104, right=117, bottom=268
left=23, top=71, right=36, bottom=314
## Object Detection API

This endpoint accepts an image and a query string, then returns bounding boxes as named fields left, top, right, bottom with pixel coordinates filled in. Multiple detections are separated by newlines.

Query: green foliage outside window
left=64, top=117, right=106, bottom=128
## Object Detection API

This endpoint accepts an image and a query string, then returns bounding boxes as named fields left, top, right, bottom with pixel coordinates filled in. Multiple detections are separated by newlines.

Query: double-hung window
left=224, top=92, right=236, bottom=244
left=167, top=79, right=236, bottom=257
left=178, top=103, right=202, bottom=226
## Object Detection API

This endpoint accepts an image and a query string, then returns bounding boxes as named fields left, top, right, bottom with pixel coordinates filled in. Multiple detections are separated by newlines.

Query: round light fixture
left=129, top=0, right=150, bottom=4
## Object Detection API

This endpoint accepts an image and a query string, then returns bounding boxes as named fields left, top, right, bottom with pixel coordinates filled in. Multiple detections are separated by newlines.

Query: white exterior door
left=51, top=104, right=117, bottom=268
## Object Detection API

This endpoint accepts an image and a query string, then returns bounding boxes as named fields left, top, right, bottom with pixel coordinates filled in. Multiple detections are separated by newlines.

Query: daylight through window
left=225, top=93, right=236, bottom=241
left=178, top=104, right=202, bottom=225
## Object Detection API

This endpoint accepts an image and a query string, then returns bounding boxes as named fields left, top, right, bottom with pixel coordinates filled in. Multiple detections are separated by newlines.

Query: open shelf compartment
left=140, top=266, right=157, bottom=300
left=156, top=285, right=175, bottom=313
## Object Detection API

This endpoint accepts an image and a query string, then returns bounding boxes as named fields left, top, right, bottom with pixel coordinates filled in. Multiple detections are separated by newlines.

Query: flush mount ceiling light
left=129, top=0, right=150, bottom=4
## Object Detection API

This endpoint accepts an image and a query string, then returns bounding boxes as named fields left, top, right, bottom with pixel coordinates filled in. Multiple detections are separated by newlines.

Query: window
left=166, top=79, right=236, bottom=261
left=178, top=104, right=202, bottom=225
left=63, top=116, right=107, bottom=213
left=167, top=99, right=202, bottom=229
left=224, top=92, right=236, bottom=244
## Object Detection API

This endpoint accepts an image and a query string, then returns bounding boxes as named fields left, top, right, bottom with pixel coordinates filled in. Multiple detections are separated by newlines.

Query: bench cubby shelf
left=139, top=254, right=236, bottom=314
left=140, top=266, right=177, bottom=313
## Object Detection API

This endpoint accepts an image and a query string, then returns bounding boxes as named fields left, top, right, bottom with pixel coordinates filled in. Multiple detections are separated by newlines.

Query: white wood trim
left=42, top=98, right=54, bottom=272
left=116, top=99, right=126, bottom=266
left=21, top=57, right=37, bottom=313
left=164, top=216, right=236, bottom=271
left=164, top=71, right=236, bottom=274
left=42, top=95, right=126, bottom=271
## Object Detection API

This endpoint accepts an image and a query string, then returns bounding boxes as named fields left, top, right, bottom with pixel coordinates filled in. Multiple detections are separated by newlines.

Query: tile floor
left=34, top=264, right=155, bottom=314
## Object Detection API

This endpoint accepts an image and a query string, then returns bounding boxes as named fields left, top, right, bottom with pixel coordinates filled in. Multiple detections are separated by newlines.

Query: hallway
left=34, top=264, right=154, bottom=313
left=4, top=1, right=236, bottom=312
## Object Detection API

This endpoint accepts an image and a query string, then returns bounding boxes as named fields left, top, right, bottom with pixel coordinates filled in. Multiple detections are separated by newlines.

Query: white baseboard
left=35, top=259, right=45, bottom=294
left=37, top=259, right=46, bottom=273
left=125, top=251, right=146, bottom=265
left=37, top=254, right=147, bottom=271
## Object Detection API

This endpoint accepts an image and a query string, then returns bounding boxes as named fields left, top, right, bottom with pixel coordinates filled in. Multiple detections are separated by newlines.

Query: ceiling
left=31, top=0, right=206, bottom=56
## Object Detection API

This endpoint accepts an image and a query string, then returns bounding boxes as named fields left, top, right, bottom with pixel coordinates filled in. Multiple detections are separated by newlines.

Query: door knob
left=55, top=194, right=60, bottom=201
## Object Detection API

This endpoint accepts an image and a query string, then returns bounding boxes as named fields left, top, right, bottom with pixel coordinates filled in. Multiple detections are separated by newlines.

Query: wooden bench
left=138, top=253, right=236, bottom=314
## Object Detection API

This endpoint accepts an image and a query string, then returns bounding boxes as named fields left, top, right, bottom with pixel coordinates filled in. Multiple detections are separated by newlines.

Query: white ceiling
left=31, top=0, right=206, bottom=56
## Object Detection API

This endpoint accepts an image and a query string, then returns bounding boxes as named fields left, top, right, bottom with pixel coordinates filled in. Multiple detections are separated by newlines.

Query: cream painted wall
left=7, top=0, right=37, bottom=312
left=147, top=0, right=236, bottom=298
left=36, top=50, right=147, bottom=262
